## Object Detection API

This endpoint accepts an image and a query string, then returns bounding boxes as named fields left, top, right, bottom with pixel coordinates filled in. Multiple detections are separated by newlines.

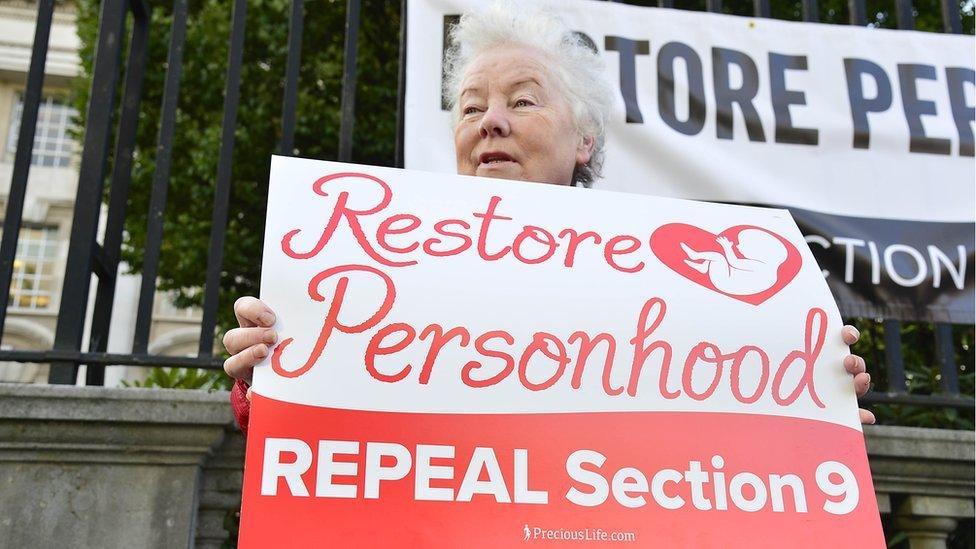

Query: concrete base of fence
left=0, top=383, right=238, bottom=549
left=866, top=425, right=975, bottom=548
left=0, top=383, right=972, bottom=548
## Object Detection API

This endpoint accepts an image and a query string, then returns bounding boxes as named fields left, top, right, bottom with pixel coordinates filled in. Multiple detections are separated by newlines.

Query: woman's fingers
left=841, top=328, right=874, bottom=424
left=223, top=343, right=270, bottom=384
left=843, top=354, right=866, bottom=375
left=234, top=296, right=276, bottom=329
left=223, top=326, right=277, bottom=355
left=859, top=408, right=876, bottom=425
left=853, top=371, right=871, bottom=397
left=225, top=296, right=278, bottom=387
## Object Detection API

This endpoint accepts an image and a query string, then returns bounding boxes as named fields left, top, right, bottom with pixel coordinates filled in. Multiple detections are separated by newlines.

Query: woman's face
left=454, top=44, right=592, bottom=186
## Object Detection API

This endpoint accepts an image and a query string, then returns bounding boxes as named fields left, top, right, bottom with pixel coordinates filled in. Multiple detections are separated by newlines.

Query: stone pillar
left=0, top=383, right=234, bottom=549
left=865, top=425, right=975, bottom=548
left=894, top=496, right=974, bottom=549
left=195, top=425, right=245, bottom=549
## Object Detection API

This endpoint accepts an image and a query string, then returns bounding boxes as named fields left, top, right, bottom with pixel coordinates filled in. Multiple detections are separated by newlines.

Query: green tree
left=73, top=0, right=400, bottom=337
left=849, top=320, right=974, bottom=430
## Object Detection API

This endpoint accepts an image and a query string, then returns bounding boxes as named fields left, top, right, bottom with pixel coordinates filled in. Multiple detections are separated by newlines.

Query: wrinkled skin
left=453, top=45, right=592, bottom=186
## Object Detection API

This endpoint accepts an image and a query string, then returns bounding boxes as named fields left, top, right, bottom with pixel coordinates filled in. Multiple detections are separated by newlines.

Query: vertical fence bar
left=934, top=323, right=960, bottom=394
left=940, top=0, right=962, bottom=33
left=892, top=0, right=916, bottom=401
left=279, top=0, right=303, bottom=156
left=853, top=319, right=886, bottom=401
left=337, top=0, right=361, bottom=162
left=49, top=0, right=127, bottom=384
left=198, top=0, right=247, bottom=356
left=132, top=0, right=189, bottom=354
left=848, top=0, right=867, bottom=24
left=394, top=0, right=407, bottom=168
left=894, top=0, right=915, bottom=29
left=937, top=0, right=962, bottom=406
left=707, top=0, right=723, bottom=12
left=802, top=0, right=819, bottom=21
left=86, top=2, right=151, bottom=384
left=753, top=0, right=771, bottom=18
left=933, top=0, right=961, bottom=401
left=883, top=320, right=907, bottom=392
left=0, top=0, right=54, bottom=340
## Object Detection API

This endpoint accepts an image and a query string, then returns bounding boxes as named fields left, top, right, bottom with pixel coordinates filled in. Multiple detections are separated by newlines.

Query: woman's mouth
left=478, top=152, right=517, bottom=166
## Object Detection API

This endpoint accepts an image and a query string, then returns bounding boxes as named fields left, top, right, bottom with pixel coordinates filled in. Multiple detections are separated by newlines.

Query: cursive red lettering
left=567, top=331, right=623, bottom=396
left=772, top=308, right=827, bottom=407
left=280, top=172, right=413, bottom=267
left=424, top=219, right=473, bottom=257
left=729, top=345, right=770, bottom=404
left=557, top=228, right=601, bottom=268
left=512, top=225, right=559, bottom=264
left=605, top=235, right=645, bottom=273
left=473, top=196, right=513, bottom=261
left=365, top=323, right=416, bottom=382
left=518, top=332, right=571, bottom=391
left=628, top=298, right=675, bottom=398
left=462, top=330, right=516, bottom=388
left=682, top=342, right=724, bottom=400
left=271, top=264, right=395, bottom=378
left=418, top=324, right=471, bottom=384
left=376, top=214, right=421, bottom=255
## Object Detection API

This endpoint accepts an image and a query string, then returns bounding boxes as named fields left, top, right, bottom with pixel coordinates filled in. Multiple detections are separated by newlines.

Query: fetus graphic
left=679, top=228, right=789, bottom=295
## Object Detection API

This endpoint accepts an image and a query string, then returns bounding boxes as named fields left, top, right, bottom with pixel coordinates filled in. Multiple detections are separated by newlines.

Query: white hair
left=443, top=1, right=612, bottom=187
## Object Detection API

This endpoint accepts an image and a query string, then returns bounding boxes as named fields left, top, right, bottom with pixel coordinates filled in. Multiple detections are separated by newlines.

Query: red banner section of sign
left=241, top=394, right=879, bottom=548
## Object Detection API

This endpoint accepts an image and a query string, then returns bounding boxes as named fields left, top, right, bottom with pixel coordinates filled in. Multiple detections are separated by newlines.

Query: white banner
left=404, top=0, right=976, bottom=322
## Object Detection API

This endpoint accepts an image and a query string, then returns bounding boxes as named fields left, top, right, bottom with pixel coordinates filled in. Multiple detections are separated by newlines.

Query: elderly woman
left=223, top=3, right=874, bottom=433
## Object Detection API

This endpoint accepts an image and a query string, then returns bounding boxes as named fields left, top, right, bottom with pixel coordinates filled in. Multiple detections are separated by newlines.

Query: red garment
left=231, top=378, right=251, bottom=437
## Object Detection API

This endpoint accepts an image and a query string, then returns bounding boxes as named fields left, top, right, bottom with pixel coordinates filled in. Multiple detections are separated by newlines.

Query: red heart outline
left=650, top=223, right=802, bottom=305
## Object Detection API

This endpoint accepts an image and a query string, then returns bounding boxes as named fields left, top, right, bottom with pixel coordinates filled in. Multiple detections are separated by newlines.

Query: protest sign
left=239, top=156, right=884, bottom=547
left=405, top=0, right=976, bottom=323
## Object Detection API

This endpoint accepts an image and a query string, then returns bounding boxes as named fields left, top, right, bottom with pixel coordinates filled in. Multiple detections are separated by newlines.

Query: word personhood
left=238, top=156, right=884, bottom=548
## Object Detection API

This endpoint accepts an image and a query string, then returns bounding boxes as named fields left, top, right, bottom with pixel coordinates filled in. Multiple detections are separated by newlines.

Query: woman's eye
left=462, top=106, right=482, bottom=115
left=514, top=99, right=534, bottom=108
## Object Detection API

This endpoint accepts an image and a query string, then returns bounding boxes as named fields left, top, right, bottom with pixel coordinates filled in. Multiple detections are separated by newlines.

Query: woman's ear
left=576, top=135, right=595, bottom=166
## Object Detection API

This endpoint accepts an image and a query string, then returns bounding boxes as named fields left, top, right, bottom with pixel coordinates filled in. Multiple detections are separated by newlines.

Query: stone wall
left=0, top=383, right=972, bottom=548
left=0, top=383, right=233, bottom=548
left=866, top=425, right=975, bottom=548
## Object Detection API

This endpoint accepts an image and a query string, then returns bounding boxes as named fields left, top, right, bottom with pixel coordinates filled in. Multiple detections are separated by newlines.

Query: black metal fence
left=0, top=0, right=971, bottom=413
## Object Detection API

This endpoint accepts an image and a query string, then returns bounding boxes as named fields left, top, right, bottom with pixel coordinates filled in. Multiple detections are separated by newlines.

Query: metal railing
left=0, top=0, right=970, bottom=414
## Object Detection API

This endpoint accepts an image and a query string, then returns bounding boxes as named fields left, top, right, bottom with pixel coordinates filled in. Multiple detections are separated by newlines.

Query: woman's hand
left=223, top=296, right=278, bottom=401
left=842, top=325, right=875, bottom=424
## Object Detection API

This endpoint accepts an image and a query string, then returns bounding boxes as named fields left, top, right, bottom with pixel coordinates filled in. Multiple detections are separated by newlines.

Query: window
left=7, top=225, right=59, bottom=310
left=6, top=94, right=77, bottom=167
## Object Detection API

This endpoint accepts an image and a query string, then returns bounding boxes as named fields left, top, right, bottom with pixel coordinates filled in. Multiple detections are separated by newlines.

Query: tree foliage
left=72, top=0, right=973, bottom=428
left=73, top=0, right=400, bottom=335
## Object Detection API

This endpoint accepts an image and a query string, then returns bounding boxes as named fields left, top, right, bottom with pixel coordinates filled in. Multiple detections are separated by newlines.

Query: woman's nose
left=479, top=106, right=511, bottom=138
